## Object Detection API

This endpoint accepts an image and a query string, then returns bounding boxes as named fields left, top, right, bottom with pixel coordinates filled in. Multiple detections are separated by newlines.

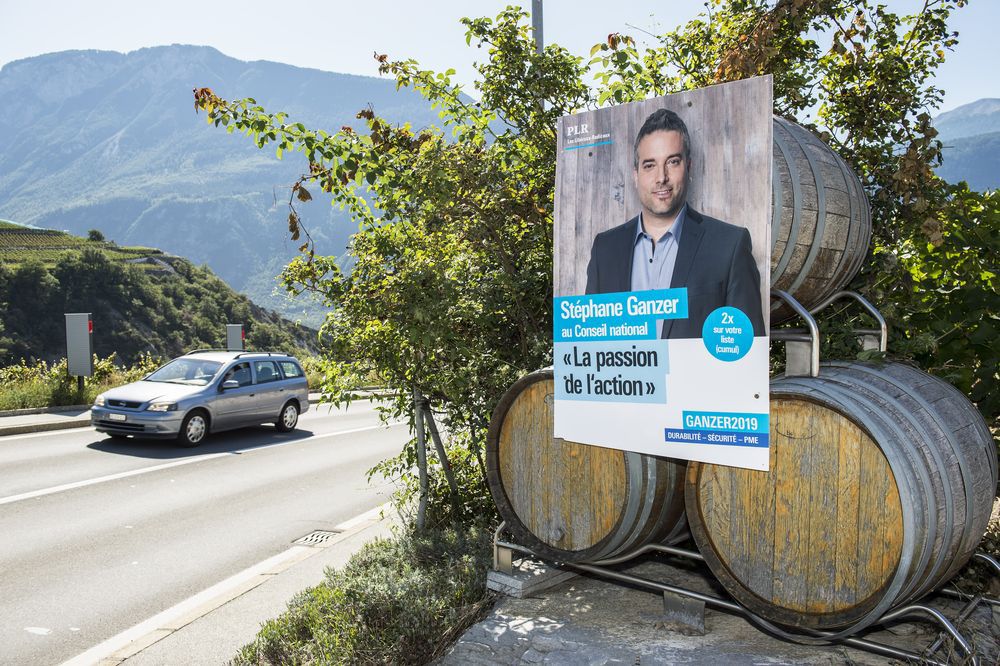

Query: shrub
left=233, top=517, right=495, bottom=665
left=0, top=353, right=163, bottom=410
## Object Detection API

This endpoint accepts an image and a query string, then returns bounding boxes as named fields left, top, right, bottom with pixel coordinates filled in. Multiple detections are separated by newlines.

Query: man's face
left=633, top=129, right=689, bottom=225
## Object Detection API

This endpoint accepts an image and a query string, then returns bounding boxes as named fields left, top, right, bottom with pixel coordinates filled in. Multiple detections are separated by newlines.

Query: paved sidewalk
left=104, top=507, right=397, bottom=665
left=0, top=405, right=92, bottom=436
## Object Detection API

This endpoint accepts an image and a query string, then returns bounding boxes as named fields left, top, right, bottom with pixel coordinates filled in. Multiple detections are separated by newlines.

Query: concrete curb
left=0, top=417, right=93, bottom=437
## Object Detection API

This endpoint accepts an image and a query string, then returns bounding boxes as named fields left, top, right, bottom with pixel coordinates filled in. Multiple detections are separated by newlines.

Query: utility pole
left=532, top=0, right=543, bottom=54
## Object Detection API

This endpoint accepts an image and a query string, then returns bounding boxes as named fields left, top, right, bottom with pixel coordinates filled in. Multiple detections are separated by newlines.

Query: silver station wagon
left=91, top=350, right=310, bottom=447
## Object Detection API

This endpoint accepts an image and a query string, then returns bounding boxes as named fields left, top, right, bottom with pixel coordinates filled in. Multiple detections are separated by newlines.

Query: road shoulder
left=77, top=505, right=396, bottom=665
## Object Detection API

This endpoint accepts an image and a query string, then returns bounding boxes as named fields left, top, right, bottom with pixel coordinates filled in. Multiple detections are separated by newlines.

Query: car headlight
left=94, top=395, right=106, bottom=407
left=147, top=402, right=178, bottom=412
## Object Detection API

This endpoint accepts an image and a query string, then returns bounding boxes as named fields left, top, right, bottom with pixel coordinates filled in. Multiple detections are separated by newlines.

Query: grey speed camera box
left=65, top=313, right=93, bottom=377
left=226, top=324, right=244, bottom=351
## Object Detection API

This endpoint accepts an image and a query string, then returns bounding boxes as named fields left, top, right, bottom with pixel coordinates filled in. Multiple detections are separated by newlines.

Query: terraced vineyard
left=0, top=220, right=164, bottom=268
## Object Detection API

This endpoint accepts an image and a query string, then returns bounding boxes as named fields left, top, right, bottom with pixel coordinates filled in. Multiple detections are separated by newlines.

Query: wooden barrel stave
left=779, top=373, right=945, bottom=611
left=487, top=369, right=687, bottom=563
left=686, top=362, right=997, bottom=634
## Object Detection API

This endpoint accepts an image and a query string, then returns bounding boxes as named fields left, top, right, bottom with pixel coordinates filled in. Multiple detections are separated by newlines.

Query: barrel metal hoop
left=614, top=455, right=661, bottom=557
left=771, top=126, right=802, bottom=286
left=771, top=380, right=922, bottom=637
left=785, top=126, right=828, bottom=296
left=593, top=450, right=646, bottom=560
left=815, top=366, right=957, bottom=597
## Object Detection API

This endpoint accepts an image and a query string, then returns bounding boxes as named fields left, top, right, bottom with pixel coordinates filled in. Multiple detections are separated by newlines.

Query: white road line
left=61, top=502, right=391, bottom=666
left=0, top=422, right=405, bottom=507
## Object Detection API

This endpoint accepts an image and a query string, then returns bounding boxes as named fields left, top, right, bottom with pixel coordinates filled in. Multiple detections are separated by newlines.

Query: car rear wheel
left=178, top=410, right=208, bottom=447
left=276, top=401, right=299, bottom=432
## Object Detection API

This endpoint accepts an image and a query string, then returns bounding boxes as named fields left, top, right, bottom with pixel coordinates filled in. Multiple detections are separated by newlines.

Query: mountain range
left=0, top=46, right=441, bottom=326
left=0, top=48, right=996, bottom=329
left=933, top=98, right=1000, bottom=192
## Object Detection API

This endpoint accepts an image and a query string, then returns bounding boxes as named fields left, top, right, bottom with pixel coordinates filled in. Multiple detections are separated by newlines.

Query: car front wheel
left=178, top=410, right=209, bottom=447
left=276, top=401, right=299, bottom=432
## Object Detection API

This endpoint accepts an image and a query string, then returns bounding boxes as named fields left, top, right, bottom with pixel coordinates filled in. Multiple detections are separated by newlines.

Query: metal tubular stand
left=770, top=288, right=888, bottom=378
left=807, top=290, right=888, bottom=353
left=491, top=528, right=998, bottom=665
left=770, top=289, right=820, bottom=377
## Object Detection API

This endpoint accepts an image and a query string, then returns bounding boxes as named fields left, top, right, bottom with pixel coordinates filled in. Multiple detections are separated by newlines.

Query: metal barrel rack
left=492, top=524, right=1000, bottom=666
left=488, top=288, right=998, bottom=665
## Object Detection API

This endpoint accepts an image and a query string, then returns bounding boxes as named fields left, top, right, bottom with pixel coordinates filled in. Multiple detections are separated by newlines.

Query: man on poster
left=584, top=108, right=765, bottom=339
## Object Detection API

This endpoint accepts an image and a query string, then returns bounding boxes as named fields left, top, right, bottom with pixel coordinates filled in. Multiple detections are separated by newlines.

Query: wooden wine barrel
left=486, top=369, right=687, bottom=563
left=686, top=362, right=997, bottom=635
left=770, top=117, right=872, bottom=323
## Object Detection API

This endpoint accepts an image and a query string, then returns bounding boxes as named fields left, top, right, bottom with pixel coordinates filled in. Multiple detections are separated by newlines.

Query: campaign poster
left=553, top=77, right=772, bottom=471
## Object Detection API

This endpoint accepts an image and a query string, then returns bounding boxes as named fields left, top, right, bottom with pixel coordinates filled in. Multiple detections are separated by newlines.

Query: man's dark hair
left=633, top=108, right=691, bottom=168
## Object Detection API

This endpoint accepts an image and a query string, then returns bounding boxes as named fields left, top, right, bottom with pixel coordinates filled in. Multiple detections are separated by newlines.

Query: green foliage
left=195, top=2, right=996, bottom=520
left=232, top=518, right=495, bottom=665
left=196, top=7, right=590, bottom=511
left=0, top=353, right=161, bottom=409
left=369, top=427, right=496, bottom=529
left=870, top=183, right=999, bottom=419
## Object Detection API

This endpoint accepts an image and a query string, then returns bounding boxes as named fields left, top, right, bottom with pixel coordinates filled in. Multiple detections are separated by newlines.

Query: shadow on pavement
left=86, top=426, right=316, bottom=459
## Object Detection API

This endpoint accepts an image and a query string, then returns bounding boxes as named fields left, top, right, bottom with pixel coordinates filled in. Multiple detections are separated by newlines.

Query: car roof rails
left=185, top=348, right=232, bottom=355
left=233, top=351, right=287, bottom=358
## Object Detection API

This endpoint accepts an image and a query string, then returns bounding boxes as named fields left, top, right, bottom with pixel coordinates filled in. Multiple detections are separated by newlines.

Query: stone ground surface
left=439, top=554, right=999, bottom=665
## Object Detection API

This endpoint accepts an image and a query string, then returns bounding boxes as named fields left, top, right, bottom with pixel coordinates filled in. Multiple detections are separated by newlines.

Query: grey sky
left=0, top=1, right=993, bottom=113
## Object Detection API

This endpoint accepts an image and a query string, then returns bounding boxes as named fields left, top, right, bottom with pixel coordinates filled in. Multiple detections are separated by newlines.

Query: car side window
left=254, top=361, right=280, bottom=384
left=279, top=361, right=303, bottom=378
left=224, top=362, right=253, bottom=387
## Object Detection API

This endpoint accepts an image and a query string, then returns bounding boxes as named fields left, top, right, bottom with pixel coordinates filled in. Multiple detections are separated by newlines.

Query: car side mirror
left=221, top=379, right=240, bottom=391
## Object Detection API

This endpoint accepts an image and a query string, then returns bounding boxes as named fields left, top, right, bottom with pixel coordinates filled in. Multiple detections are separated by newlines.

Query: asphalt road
left=0, top=400, right=408, bottom=665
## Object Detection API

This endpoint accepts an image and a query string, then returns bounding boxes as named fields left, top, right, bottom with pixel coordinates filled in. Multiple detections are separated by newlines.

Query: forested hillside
left=0, top=46, right=441, bottom=326
left=0, top=222, right=315, bottom=364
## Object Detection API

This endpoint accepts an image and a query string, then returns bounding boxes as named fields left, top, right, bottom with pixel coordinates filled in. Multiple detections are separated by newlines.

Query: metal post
left=423, top=406, right=460, bottom=510
left=532, top=0, right=543, bottom=53
left=413, top=388, right=429, bottom=530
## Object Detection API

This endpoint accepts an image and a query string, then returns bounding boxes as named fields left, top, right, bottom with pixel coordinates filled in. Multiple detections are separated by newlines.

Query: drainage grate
left=292, top=529, right=342, bottom=547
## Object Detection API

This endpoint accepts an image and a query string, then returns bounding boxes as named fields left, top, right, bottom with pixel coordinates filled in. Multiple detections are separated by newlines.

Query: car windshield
left=145, top=358, right=223, bottom=386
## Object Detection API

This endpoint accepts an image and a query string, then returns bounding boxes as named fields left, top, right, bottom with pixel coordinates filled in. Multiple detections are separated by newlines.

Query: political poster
left=553, top=76, right=772, bottom=470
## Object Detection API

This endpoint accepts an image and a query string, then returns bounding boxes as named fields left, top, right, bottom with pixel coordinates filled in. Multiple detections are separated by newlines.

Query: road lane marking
left=60, top=502, right=391, bottom=666
left=0, top=422, right=405, bottom=507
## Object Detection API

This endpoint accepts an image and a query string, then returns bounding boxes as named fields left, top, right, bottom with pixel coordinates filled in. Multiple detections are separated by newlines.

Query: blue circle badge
left=702, top=307, right=754, bottom=361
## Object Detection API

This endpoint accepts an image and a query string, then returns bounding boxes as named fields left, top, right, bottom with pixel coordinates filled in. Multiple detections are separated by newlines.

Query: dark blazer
left=584, top=208, right=766, bottom=339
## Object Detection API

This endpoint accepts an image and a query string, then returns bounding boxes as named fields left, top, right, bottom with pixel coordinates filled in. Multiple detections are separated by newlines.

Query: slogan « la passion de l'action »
left=561, top=344, right=658, bottom=396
